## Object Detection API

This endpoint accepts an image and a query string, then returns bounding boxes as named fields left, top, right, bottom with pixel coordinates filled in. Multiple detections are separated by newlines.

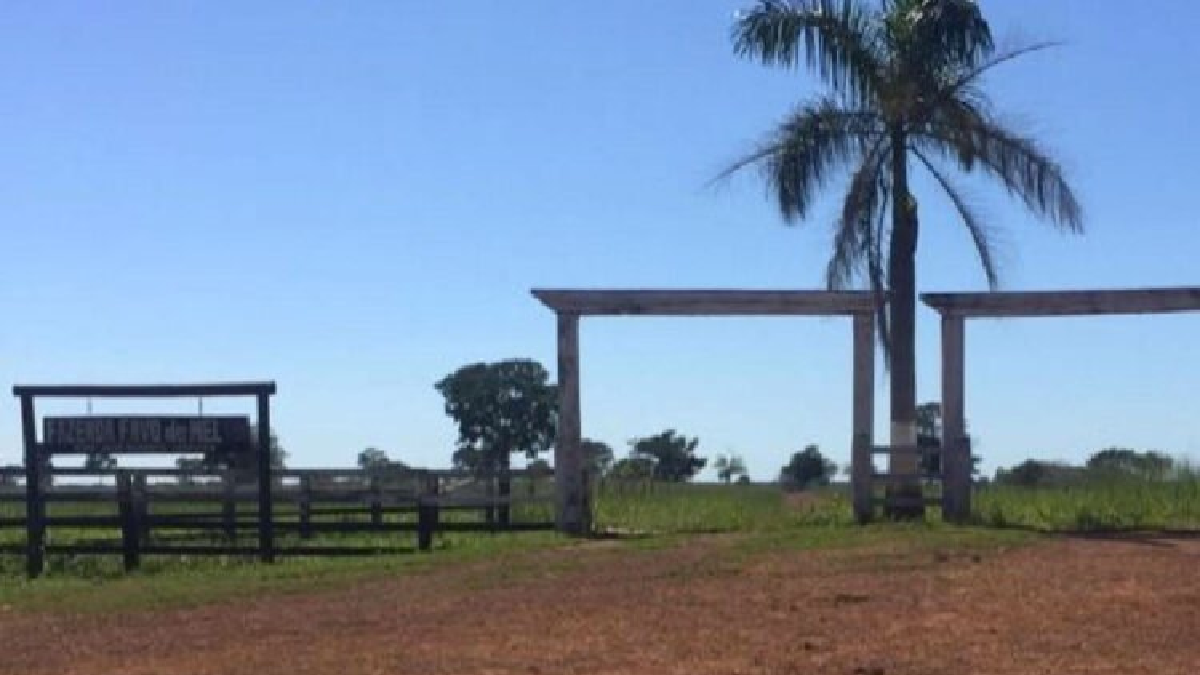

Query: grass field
left=595, top=474, right=1200, bottom=533
left=1, top=476, right=1198, bottom=613
left=973, top=474, right=1200, bottom=531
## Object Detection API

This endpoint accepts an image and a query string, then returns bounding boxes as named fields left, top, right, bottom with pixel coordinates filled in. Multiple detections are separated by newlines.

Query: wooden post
left=941, top=315, right=969, bottom=523
left=134, top=473, right=150, bottom=542
left=497, top=461, right=512, bottom=529
left=117, top=471, right=140, bottom=572
left=554, top=312, right=588, bottom=535
left=958, top=435, right=973, bottom=520
left=299, top=475, right=313, bottom=540
left=222, top=468, right=237, bottom=541
left=483, top=464, right=496, bottom=529
left=369, top=475, right=383, bottom=529
left=851, top=313, right=875, bottom=523
left=20, top=395, right=44, bottom=579
left=417, top=472, right=439, bottom=552
left=256, top=393, right=275, bottom=563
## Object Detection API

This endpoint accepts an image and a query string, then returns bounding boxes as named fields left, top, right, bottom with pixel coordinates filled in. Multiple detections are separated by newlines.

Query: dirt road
left=1, top=533, right=1197, bottom=675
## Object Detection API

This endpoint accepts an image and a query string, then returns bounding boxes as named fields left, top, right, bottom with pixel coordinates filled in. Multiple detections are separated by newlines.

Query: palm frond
left=918, top=102, right=1083, bottom=231
left=894, top=0, right=994, bottom=71
left=733, top=0, right=885, bottom=105
left=924, top=41, right=1061, bottom=117
left=823, top=139, right=893, bottom=361
left=912, top=148, right=1000, bottom=288
left=826, top=138, right=889, bottom=289
left=868, top=191, right=890, bottom=360
left=715, top=99, right=884, bottom=222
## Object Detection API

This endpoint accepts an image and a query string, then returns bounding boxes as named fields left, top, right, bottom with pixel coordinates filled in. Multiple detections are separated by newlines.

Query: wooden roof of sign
left=12, top=382, right=277, bottom=398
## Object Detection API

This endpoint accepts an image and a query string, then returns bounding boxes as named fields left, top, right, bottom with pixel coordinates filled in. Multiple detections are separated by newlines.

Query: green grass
left=594, top=481, right=852, bottom=534
left=972, top=475, right=1200, bottom=531
left=0, top=531, right=567, bottom=613
left=0, top=495, right=559, bottom=589
left=3, top=476, right=1198, bottom=614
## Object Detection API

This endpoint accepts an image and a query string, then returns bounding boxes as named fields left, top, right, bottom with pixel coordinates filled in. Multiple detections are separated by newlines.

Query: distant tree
left=915, top=401, right=982, bottom=480
left=526, top=458, right=553, bottom=478
left=714, top=453, right=749, bottom=484
left=1087, top=448, right=1173, bottom=481
left=916, top=402, right=942, bottom=441
left=83, top=452, right=117, bottom=472
left=630, top=430, right=706, bottom=483
left=248, top=426, right=287, bottom=473
left=177, top=426, right=286, bottom=481
left=779, top=444, right=837, bottom=490
left=437, top=359, right=557, bottom=525
left=736, top=474, right=752, bottom=485
left=581, top=439, right=615, bottom=479
left=916, top=401, right=942, bottom=478
left=436, top=359, right=557, bottom=475
left=175, top=456, right=205, bottom=485
left=0, top=465, right=20, bottom=487
left=608, top=457, right=655, bottom=482
left=995, top=459, right=1045, bottom=487
left=357, top=447, right=391, bottom=473
left=995, top=459, right=1085, bottom=488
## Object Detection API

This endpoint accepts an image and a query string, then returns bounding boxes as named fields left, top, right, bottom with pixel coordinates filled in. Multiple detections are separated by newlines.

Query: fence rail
left=0, top=466, right=556, bottom=575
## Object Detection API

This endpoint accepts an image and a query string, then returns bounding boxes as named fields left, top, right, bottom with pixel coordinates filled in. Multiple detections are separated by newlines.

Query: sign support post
left=11, top=382, right=277, bottom=579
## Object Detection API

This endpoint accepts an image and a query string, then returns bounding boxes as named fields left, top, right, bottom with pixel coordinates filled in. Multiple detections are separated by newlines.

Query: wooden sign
left=41, top=416, right=252, bottom=455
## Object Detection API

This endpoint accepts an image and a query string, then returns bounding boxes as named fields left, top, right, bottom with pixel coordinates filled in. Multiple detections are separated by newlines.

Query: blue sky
left=1, top=1, right=1198, bottom=479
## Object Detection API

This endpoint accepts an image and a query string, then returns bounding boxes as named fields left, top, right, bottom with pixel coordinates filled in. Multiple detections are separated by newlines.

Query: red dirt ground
left=1, top=533, right=1197, bottom=675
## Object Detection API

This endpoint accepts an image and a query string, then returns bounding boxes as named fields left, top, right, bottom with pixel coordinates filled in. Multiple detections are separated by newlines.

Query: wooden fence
left=0, top=466, right=555, bottom=575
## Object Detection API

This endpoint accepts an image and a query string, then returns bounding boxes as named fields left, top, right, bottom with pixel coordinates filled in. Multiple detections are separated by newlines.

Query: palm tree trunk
left=887, top=129, right=923, bottom=518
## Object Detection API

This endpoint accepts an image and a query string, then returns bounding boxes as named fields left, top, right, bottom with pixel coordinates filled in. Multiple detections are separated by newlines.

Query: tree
left=246, top=426, right=287, bottom=474
left=175, top=426, right=285, bottom=481
left=581, top=439, right=615, bottom=479
left=916, top=401, right=942, bottom=478
left=357, top=447, right=391, bottom=473
left=714, top=453, right=749, bottom=484
left=724, top=0, right=1082, bottom=514
left=435, top=359, right=558, bottom=474
left=0, top=466, right=20, bottom=487
left=913, top=400, right=982, bottom=480
left=436, top=359, right=557, bottom=525
left=994, top=459, right=1084, bottom=488
left=527, top=458, right=553, bottom=478
left=629, top=430, right=706, bottom=483
left=83, top=452, right=117, bottom=472
left=175, top=456, right=205, bottom=485
left=608, top=457, right=655, bottom=482
left=916, top=402, right=942, bottom=441
left=1087, top=448, right=1173, bottom=481
left=779, top=444, right=838, bottom=489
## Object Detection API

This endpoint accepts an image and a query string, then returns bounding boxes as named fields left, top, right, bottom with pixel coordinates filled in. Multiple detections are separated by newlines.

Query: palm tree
left=714, top=453, right=749, bottom=484
left=722, top=0, right=1082, bottom=514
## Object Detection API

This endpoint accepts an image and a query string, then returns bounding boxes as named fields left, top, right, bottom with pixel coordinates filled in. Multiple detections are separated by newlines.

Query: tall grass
left=973, top=470, right=1200, bottom=531
left=596, top=472, right=1200, bottom=535
left=4, top=473, right=1199, bottom=585
left=594, top=481, right=852, bottom=533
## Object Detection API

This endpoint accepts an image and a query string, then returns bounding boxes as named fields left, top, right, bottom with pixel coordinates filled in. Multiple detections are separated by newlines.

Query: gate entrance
left=532, top=289, right=884, bottom=532
left=922, top=286, right=1200, bottom=521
